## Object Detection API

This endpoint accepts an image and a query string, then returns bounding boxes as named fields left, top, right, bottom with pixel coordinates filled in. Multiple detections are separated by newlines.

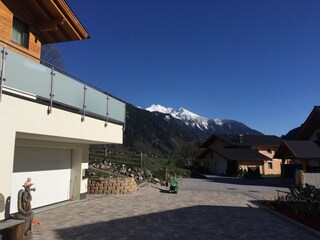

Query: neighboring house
left=0, top=0, right=126, bottom=221
left=199, top=134, right=282, bottom=175
left=274, top=106, right=320, bottom=174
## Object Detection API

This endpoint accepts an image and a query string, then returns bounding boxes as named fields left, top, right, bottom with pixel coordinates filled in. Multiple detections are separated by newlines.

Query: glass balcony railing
left=0, top=42, right=126, bottom=127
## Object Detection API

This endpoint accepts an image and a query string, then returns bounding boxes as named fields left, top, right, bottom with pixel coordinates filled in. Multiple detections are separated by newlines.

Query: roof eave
left=53, top=0, right=89, bottom=40
left=2, top=0, right=89, bottom=44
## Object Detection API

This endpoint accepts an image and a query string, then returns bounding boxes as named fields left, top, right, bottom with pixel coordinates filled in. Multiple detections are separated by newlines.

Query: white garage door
left=10, top=146, right=72, bottom=213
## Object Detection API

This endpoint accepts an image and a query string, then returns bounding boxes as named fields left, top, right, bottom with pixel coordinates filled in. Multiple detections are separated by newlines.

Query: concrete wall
left=304, top=173, right=320, bottom=189
left=295, top=171, right=320, bottom=188
left=0, top=92, right=123, bottom=220
left=1, top=93, right=123, bottom=144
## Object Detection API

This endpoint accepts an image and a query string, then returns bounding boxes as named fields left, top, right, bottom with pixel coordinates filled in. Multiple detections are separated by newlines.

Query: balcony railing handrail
left=0, top=38, right=126, bottom=104
left=0, top=38, right=126, bottom=126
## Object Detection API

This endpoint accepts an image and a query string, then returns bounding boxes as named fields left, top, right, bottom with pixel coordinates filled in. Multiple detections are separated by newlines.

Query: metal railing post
left=105, top=95, right=109, bottom=127
left=81, top=83, right=87, bottom=122
left=47, top=67, right=55, bottom=114
left=0, top=46, right=8, bottom=102
left=123, top=104, right=126, bottom=131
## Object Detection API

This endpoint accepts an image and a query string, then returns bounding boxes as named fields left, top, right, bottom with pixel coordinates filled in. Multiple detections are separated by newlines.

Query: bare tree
left=40, top=44, right=65, bottom=70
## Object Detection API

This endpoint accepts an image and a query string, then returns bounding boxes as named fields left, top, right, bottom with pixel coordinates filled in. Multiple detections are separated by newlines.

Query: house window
left=267, top=162, right=273, bottom=169
left=12, top=17, right=29, bottom=48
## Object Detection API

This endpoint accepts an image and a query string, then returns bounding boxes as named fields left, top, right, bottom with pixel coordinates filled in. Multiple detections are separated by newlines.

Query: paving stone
left=32, top=181, right=319, bottom=240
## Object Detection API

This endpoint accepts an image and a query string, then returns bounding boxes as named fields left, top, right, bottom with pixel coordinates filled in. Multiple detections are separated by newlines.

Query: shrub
left=243, top=167, right=261, bottom=179
left=226, top=160, right=239, bottom=177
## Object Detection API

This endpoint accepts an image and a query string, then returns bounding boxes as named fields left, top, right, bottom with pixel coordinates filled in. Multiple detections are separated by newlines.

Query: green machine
left=169, top=175, right=179, bottom=193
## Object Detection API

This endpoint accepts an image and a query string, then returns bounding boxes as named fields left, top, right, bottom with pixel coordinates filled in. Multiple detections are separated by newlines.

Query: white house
left=0, top=0, right=126, bottom=221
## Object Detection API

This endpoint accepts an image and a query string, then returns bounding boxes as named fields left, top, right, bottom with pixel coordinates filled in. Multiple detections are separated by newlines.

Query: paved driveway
left=31, top=178, right=318, bottom=240
left=180, top=175, right=294, bottom=200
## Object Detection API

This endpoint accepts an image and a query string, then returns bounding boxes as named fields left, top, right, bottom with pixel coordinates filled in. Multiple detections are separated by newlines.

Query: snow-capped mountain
left=146, top=104, right=262, bottom=136
left=146, top=104, right=175, bottom=115
left=147, top=104, right=221, bottom=130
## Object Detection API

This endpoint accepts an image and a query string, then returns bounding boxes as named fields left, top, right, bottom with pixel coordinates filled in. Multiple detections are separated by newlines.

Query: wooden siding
left=0, top=1, right=41, bottom=60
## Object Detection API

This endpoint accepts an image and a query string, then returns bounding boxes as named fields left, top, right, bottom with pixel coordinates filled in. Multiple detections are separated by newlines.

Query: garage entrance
left=10, top=146, right=72, bottom=213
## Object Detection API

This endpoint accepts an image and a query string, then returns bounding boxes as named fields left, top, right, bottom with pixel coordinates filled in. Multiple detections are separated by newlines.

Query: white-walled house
left=0, top=0, right=126, bottom=221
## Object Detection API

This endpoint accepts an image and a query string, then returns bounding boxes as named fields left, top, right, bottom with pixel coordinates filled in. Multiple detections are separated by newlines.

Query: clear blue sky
left=57, top=0, right=320, bottom=136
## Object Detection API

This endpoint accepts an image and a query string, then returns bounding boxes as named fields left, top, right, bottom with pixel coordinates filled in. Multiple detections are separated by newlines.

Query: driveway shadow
left=55, top=205, right=318, bottom=240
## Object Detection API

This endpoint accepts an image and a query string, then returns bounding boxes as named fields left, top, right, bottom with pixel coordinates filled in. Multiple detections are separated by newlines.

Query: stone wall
left=90, top=162, right=152, bottom=181
left=88, top=178, right=138, bottom=195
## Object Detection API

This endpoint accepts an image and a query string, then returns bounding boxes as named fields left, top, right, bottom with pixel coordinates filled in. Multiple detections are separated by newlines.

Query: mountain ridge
left=146, top=104, right=261, bottom=135
left=107, top=104, right=263, bottom=155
